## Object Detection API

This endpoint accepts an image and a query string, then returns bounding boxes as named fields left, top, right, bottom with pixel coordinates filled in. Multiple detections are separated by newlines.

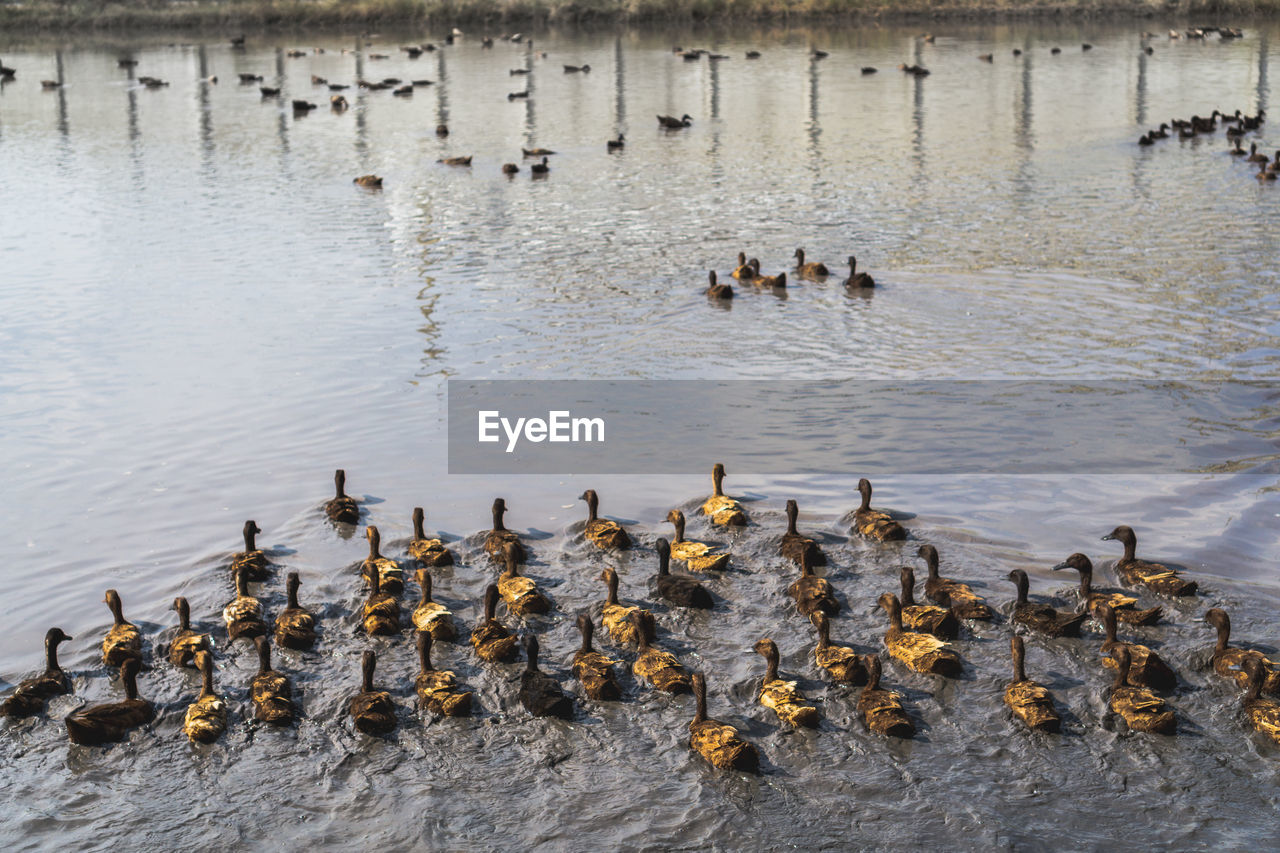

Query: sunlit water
left=1, top=21, right=1279, bottom=849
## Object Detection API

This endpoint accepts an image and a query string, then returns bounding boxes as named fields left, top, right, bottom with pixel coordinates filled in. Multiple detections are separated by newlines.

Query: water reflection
left=197, top=44, right=216, bottom=176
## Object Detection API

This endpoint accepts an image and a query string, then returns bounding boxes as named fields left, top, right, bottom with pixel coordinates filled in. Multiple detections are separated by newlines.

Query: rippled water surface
left=2, top=20, right=1280, bottom=850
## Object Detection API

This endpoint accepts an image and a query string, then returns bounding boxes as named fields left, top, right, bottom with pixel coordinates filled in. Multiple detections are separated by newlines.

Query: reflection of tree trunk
left=613, top=36, right=625, bottom=131
left=55, top=50, right=69, bottom=140
left=1135, top=48, right=1148, bottom=127
left=197, top=44, right=215, bottom=169
left=1257, top=32, right=1270, bottom=116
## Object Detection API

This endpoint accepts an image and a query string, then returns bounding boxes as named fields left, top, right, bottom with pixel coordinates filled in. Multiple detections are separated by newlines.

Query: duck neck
left=525, top=639, right=539, bottom=673
left=1112, top=654, right=1130, bottom=690
left=865, top=656, right=881, bottom=690
left=763, top=647, right=779, bottom=682
left=235, top=569, right=250, bottom=597
left=123, top=666, right=139, bottom=701
left=1215, top=617, right=1230, bottom=653
left=45, top=634, right=63, bottom=672
left=858, top=484, right=871, bottom=512
left=366, top=565, right=381, bottom=597
left=1014, top=575, right=1029, bottom=605
left=1012, top=640, right=1027, bottom=682
left=849, top=257, right=858, bottom=277
left=108, top=595, right=126, bottom=626
left=418, top=571, right=433, bottom=604
left=257, top=639, right=272, bottom=674
left=585, top=493, right=599, bottom=523
left=243, top=522, right=257, bottom=552
left=1101, top=608, right=1117, bottom=644
left=361, top=653, right=376, bottom=693
left=604, top=572, right=620, bottom=606
left=367, top=528, right=382, bottom=560
left=712, top=467, right=725, bottom=498
left=484, top=587, right=499, bottom=623
left=924, top=549, right=940, bottom=580
left=286, top=576, right=301, bottom=610
left=786, top=503, right=799, bottom=536
left=412, top=508, right=426, bottom=540
left=799, top=554, right=814, bottom=579
left=492, top=502, right=507, bottom=532
left=1246, top=664, right=1265, bottom=701
left=900, top=573, right=916, bottom=607
left=693, top=678, right=707, bottom=723
left=503, top=551, right=519, bottom=579
left=197, top=656, right=215, bottom=699
left=579, top=621, right=594, bottom=654
left=657, top=548, right=670, bottom=577
left=334, top=469, right=347, bottom=499
left=886, top=599, right=904, bottom=631
left=671, top=514, right=685, bottom=543
left=1120, top=534, right=1136, bottom=562
left=176, top=598, right=191, bottom=631
left=816, top=616, right=830, bottom=649
left=633, top=616, right=651, bottom=651
left=417, top=633, right=433, bottom=674
left=1078, top=567, right=1092, bottom=598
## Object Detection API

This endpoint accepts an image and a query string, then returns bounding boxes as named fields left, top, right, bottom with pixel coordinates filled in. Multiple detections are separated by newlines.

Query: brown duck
left=1203, top=608, right=1279, bottom=693
left=899, top=565, right=958, bottom=639
left=484, top=498, right=525, bottom=562
left=919, top=545, right=992, bottom=620
left=324, top=469, right=360, bottom=523
left=1007, top=570, right=1086, bottom=637
left=858, top=654, right=915, bottom=737
left=689, top=672, right=759, bottom=773
left=1242, top=658, right=1280, bottom=744
left=102, top=589, right=142, bottom=667
left=701, top=463, right=747, bottom=526
left=580, top=489, right=630, bottom=550
left=183, top=651, right=227, bottom=743
left=274, top=572, right=318, bottom=650
left=780, top=499, right=827, bottom=567
left=223, top=566, right=268, bottom=642
left=409, top=507, right=454, bottom=566
left=362, top=525, right=403, bottom=596
left=168, top=597, right=210, bottom=668
left=811, top=612, right=866, bottom=684
left=415, top=631, right=472, bottom=716
left=231, top=519, right=269, bottom=581
left=362, top=561, right=400, bottom=637
left=654, top=539, right=712, bottom=609
left=498, top=542, right=550, bottom=615
left=1107, top=646, right=1175, bottom=734
left=349, top=650, right=396, bottom=735
left=2, top=628, right=72, bottom=718
left=879, top=592, right=962, bottom=677
left=1101, top=526, right=1197, bottom=597
left=1095, top=602, right=1175, bottom=692
left=471, top=584, right=519, bottom=663
left=573, top=614, right=621, bottom=701
left=793, top=248, right=829, bottom=278
left=1051, top=553, right=1162, bottom=625
left=250, top=636, right=295, bottom=724
left=667, top=509, right=729, bottom=571
left=788, top=550, right=839, bottom=617
left=65, top=658, right=154, bottom=746
left=519, top=634, right=574, bottom=719
left=1004, top=636, right=1061, bottom=733
left=754, top=638, right=818, bottom=728
left=412, top=569, right=456, bottom=640
left=599, top=566, right=656, bottom=647
left=853, top=479, right=905, bottom=541
left=631, top=611, right=691, bottom=693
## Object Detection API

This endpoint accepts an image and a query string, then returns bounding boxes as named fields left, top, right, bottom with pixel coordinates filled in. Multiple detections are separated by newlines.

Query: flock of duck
left=703, top=248, right=877, bottom=300
left=1138, top=107, right=1274, bottom=182
left=4, top=465, right=1278, bottom=773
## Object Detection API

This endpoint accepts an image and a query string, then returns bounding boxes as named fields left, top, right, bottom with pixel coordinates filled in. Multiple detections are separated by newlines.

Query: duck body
left=580, top=490, right=630, bottom=550
left=701, top=463, right=747, bottom=526
left=573, top=615, right=621, bottom=701
left=231, top=520, right=269, bottom=581
left=1004, top=636, right=1060, bottom=732
left=1008, top=570, right=1086, bottom=637
left=250, top=638, right=295, bottom=724
left=362, top=525, right=404, bottom=595
left=412, top=570, right=457, bottom=640
left=657, top=113, right=693, bottom=128
left=324, top=469, right=359, bottom=522
left=409, top=507, right=454, bottom=566
left=102, top=589, right=143, bottom=667
left=169, top=597, right=211, bottom=667
left=919, top=545, right=992, bottom=620
left=415, top=632, right=472, bottom=716
left=853, top=479, right=903, bottom=540
left=362, top=567, right=401, bottom=637
left=780, top=499, right=827, bottom=567
left=471, top=584, right=519, bottom=663
left=1103, top=526, right=1197, bottom=597
left=1243, top=659, right=1280, bottom=743
left=898, top=566, right=958, bottom=639
left=844, top=257, right=877, bottom=290
left=519, top=635, right=574, bottom=719
left=350, top=651, right=397, bottom=735
left=704, top=270, right=733, bottom=300
left=793, top=248, right=829, bottom=278
left=788, top=552, right=839, bottom=617
left=1094, top=603, right=1175, bottom=691
left=599, top=567, right=656, bottom=647
left=632, top=612, right=691, bottom=693
left=1204, top=608, right=1280, bottom=694
left=811, top=612, right=866, bottom=684
left=498, top=543, right=550, bottom=615
left=689, top=673, right=759, bottom=773
left=66, top=659, right=154, bottom=746
left=484, top=497, right=526, bottom=562
left=274, top=572, right=318, bottom=651
left=730, top=253, right=756, bottom=281
left=666, top=509, right=729, bottom=571
left=223, top=566, right=268, bottom=641
left=654, top=539, right=713, bottom=609
left=858, top=654, right=915, bottom=737
left=881, top=593, right=962, bottom=676
left=1051, top=553, right=1161, bottom=625
left=183, top=652, right=227, bottom=743
left=1108, top=647, right=1175, bottom=734
left=755, top=639, right=818, bottom=728
left=2, top=629, right=72, bottom=718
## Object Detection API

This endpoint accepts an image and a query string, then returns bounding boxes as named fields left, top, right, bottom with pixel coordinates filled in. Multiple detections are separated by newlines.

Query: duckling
left=704, top=270, right=733, bottom=300
left=224, top=565, right=268, bottom=642
left=412, top=569, right=456, bottom=640
left=439, top=156, right=473, bottom=166
left=598, top=566, right=656, bottom=647
left=362, top=525, right=403, bottom=596
left=749, top=259, right=786, bottom=288
left=810, top=612, right=866, bottom=684
left=168, top=597, right=211, bottom=667
left=415, top=631, right=472, bottom=716
left=780, top=499, right=827, bottom=567
left=1003, top=636, right=1060, bottom=733
left=499, top=542, right=550, bottom=615
left=1050, top=553, right=1162, bottom=625
left=793, top=248, right=830, bottom=278
left=631, top=611, right=691, bottom=693
left=701, top=463, right=747, bottom=526
left=754, top=638, right=818, bottom=728
left=362, top=561, right=400, bottom=636
left=858, top=654, right=915, bottom=737
left=102, top=589, right=143, bottom=667
left=844, top=256, right=876, bottom=289
left=230, top=519, right=269, bottom=581
left=349, top=650, right=396, bottom=735
left=654, top=538, right=713, bottom=609
left=580, top=489, right=629, bottom=550
left=249, top=636, right=294, bottom=724
left=657, top=113, right=693, bottom=128
left=484, top=497, right=526, bottom=562
left=788, top=550, right=839, bottom=617
left=879, top=592, right=962, bottom=676
left=689, top=672, right=759, bottom=773
left=502, top=163, right=520, bottom=174
left=666, top=509, right=729, bottom=571
left=1242, top=658, right=1280, bottom=743
left=522, top=147, right=555, bottom=157
left=898, top=566, right=959, bottom=639
left=573, top=614, right=621, bottom=701
left=2, top=628, right=72, bottom=718
left=1007, top=570, right=1086, bottom=637
left=852, top=478, right=904, bottom=540
left=1203, top=608, right=1280, bottom=693
left=1107, top=646, right=1176, bottom=734
left=919, top=545, right=992, bottom=620
left=1101, top=526, right=1197, bottom=597
left=183, top=651, right=227, bottom=743
left=354, top=174, right=381, bottom=187
left=324, top=469, right=360, bottom=522
left=274, top=572, right=318, bottom=650
left=471, top=584, right=519, bottom=663
left=607, top=134, right=625, bottom=150
left=530, top=157, right=550, bottom=175
left=1094, top=603, right=1176, bottom=691
left=519, top=634, right=574, bottom=719
left=65, top=658, right=154, bottom=745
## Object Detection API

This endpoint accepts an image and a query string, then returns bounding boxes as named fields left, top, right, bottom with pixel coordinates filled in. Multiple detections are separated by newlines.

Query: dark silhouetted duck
left=412, top=569, right=455, bottom=640
left=780, top=499, right=827, bottom=567
left=530, top=157, right=550, bottom=175
left=667, top=509, right=729, bottom=571
left=580, top=489, right=629, bottom=550
left=858, top=654, right=915, bottom=737
left=919, top=545, right=992, bottom=620
left=436, top=124, right=449, bottom=136
left=657, top=114, right=693, bottom=128
left=702, top=463, right=747, bottom=525
left=1051, top=553, right=1161, bottom=625
left=654, top=538, right=713, bottom=609
left=520, top=634, right=574, bottom=719
left=573, top=614, right=621, bottom=701
left=169, top=597, right=211, bottom=667
left=415, top=631, right=472, bottom=716
left=353, top=174, right=381, bottom=188
left=231, top=520, right=269, bottom=581
left=793, top=248, right=829, bottom=278
left=183, top=651, right=226, bottom=743
left=1243, top=659, right=1280, bottom=743
left=102, top=589, right=142, bottom=667
left=599, top=566, right=656, bottom=647
left=66, top=658, right=154, bottom=745
left=1107, top=646, right=1175, bottom=734
left=325, top=469, right=360, bottom=522
left=861, top=66, right=878, bottom=74
left=260, top=86, right=280, bottom=97
left=879, top=592, right=962, bottom=676
left=1004, top=636, right=1060, bottom=733
left=730, top=252, right=756, bottom=281
left=293, top=99, right=318, bottom=111
left=689, top=672, right=759, bottom=772
left=250, top=636, right=294, bottom=724
left=350, top=650, right=396, bottom=735
left=704, top=270, right=733, bottom=300
left=1095, top=602, right=1175, bottom=692
left=361, top=561, right=400, bottom=637
left=746, top=50, right=762, bottom=59
left=409, top=507, right=453, bottom=566
left=788, top=550, right=839, bottom=617
left=362, top=525, right=403, bottom=596
left=754, top=638, right=818, bottom=728
left=522, top=146, right=555, bottom=157
left=853, top=479, right=904, bottom=540
left=502, top=163, right=519, bottom=174
left=471, top=584, right=519, bottom=663
left=844, top=256, right=876, bottom=289
left=811, top=612, right=865, bottom=684
left=499, top=542, right=550, bottom=615
left=563, top=64, right=590, bottom=73
left=631, top=611, right=691, bottom=693
left=485, top=497, right=525, bottom=562
left=1102, top=526, right=1197, bottom=597
left=812, top=49, right=829, bottom=60
left=2, top=628, right=72, bottom=718
left=899, top=566, right=959, bottom=639
left=274, top=572, right=318, bottom=650
left=1203, top=608, right=1279, bottom=693
left=224, top=565, right=268, bottom=642
left=1008, top=569, right=1086, bottom=637
left=238, top=73, right=262, bottom=83
left=607, top=134, right=625, bottom=150
left=439, top=156, right=473, bottom=166
left=749, top=259, right=786, bottom=288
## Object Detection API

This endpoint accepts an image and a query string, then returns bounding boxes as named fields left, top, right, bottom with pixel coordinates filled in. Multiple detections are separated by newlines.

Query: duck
left=498, top=542, right=550, bottom=615
left=858, top=654, right=915, bottom=737
left=311, top=74, right=327, bottom=84
left=324, top=468, right=360, bottom=522
left=898, top=566, right=959, bottom=639
left=412, top=569, right=456, bottom=640
left=1203, top=608, right=1279, bottom=693
left=1094, top=602, right=1176, bottom=691
left=852, top=479, right=904, bottom=540
left=793, top=248, right=829, bottom=278
left=1101, top=526, right=1197, bottom=597
left=353, top=174, right=381, bottom=187
left=844, top=256, right=876, bottom=289
left=361, top=560, right=400, bottom=636
left=237, top=73, right=262, bottom=83
left=704, top=270, right=733, bottom=300
left=919, top=545, right=992, bottom=620
left=788, top=550, right=839, bottom=617
left=2, top=628, right=72, bottom=718
left=65, top=659, right=154, bottom=746
left=631, top=611, right=691, bottom=693
left=249, top=636, right=294, bottom=724
left=230, top=519, right=269, bottom=581
left=657, top=114, right=693, bottom=128
left=484, top=497, right=525, bottom=562
left=1137, top=133, right=1153, bottom=146
left=1107, top=646, right=1176, bottom=734
left=810, top=612, right=866, bottom=684
left=779, top=499, right=827, bottom=567
left=580, top=489, right=630, bottom=550
left=748, top=259, right=786, bottom=288
left=415, top=631, right=472, bottom=716
left=1007, top=569, right=1086, bottom=637
left=102, top=589, right=143, bottom=667
left=293, top=99, right=318, bottom=111
left=572, top=614, right=621, bottom=701
left=978, top=53, right=993, bottom=62
left=439, top=156, right=473, bottom=166
left=391, top=85, right=412, bottom=96
left=530, top=157, right=550, bottom=175
left=688, top=672, right=759, bottom=772
left=362, top=525, right=404, bottom=596
left=666, top=509, right=729, bottom=571
left=754, top=638, right=818, bottom=728
left=502, top=163, right=520, bottom=174
left=260, top=86, right=280, bottom=97
left=861, top=66, right=878, bottom=74
left=654, top=538, right=713, bottom=609
left=349, top=650, right=397, bottom=735
left=471, top=584, right=519, bottom=663
left=730, top=252, right=756, bottom=281
left=701, top=463, right=747, bottom=526
left=563, top=64, right=590, bottom=73
left=520, top=634, right=574, bottom=719
left=1050, top=553, right=1162, bottom=625
left=811, top=49, right=829, bottom=60
left=1242, top=658, right=1280, bottom=743
left=1003, top=636, right=1060, bottom=733
left=522, top=147, right=555, bottom=157
left=598, top=566, right=656, bottom=647
left=329, top=83, right=350, bottom=91
left=224, top=565, right=269, bottom=642
left=274, top=571, right=318, bottom=650
left=878, top=592, right=962, bottom=676
left=746, top=50, right=762, bottom=59
left=1149, top=122, right=1170, bottom=139
left=607, top=134, right=625, bottom=150
left=436, top=124, right=449, bottom=136
left=168, top=597, right=211, bottom=667
left=183, top=651, right=227, bottom=743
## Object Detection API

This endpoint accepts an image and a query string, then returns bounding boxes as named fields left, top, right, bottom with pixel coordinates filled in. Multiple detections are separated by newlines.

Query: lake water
left=1, top=20, right=1279, bottom=850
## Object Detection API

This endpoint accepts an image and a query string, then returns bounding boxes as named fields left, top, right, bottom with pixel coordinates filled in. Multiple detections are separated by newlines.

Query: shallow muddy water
left=1, top=20, right=1279, bottom=850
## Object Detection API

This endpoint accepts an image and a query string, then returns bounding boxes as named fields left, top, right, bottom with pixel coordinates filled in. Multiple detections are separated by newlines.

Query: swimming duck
left=754, top=638, right=818, bottom=728
left=361, top=561, right=400, bottom=637
left=898, top=566, right=959, bottom=639
left=224, top=565, right=268, bottom=642
left=325, top=469, right=360, bottom=522
left=274, top=572, right=318, bottom=650
left=748, top=259, right=786, bottom=288
left=1242, top=658, right=1280, bottom=743
left=788, top=550, right=840, bottom=617
left=499, top=542, right=550, bottom=615
left=654, top=538, right=713, bottom=609
left=580, top=489, right=630, bottom=550
left=260, top=86, right=280, bottom=97
left=878, top=592, right=962, bottom=676
left=415, top=631, right=472, bottom=716
left=1094, top=602, right=1176, bottom=691
left=563, top=64, right=590, bottom=73
left=362, top=525, right=404, bottom=596
left=231, top=519, right=269, bottom=581
left=607, top=134, right=625, bottom=150
left=65, top=658, right=154, bottom=746
left=436, top=124, right=449, bottom=137
left=102, top=589, right=143, bottom=667
left=688, top=672, right=759, bottom=773
left=666, top=509, right=729, bottom=571
left=1203, top=608, right=1279, bottom=693
left=1007, top=570, right=1086, bottom=637
left=311, top=74, right=327, bottom=84
left=631, top=611, right=691, bottom=693
left=354, top=174, right=381, bottom=187
left=919, top=545, right=992, bottom=620
left=657, top=114, right=693, bottom=128
left=471, top=584, right=519, bottom=663
left=1050, top=553, right=1162, bottom=625
left=1107, top=646, right=1176, bottom=734
left=293, top=99, right=319, bottom=110
left=780, top=499, right=827, bottom=568
left=1149, top=123, right=1170, bottom=139
left=412, top=569, right=456, bottom=640
left=729, top=252, right=756, bottom=281
left=810, top=612, right=866, bottom=684
left=520, top=634, right=574, bottom=719
left=484, top=497, right=525, bottom=562
left=530, top=157, right=550, bottom=175
left=861, top=66, right=878, bottom=74
left=1137, top=133, right=1153, bottom=146
left=250, top=636, right=295, bottom=724
left=573, top=614, right=621, bottom=701
left=502, top=163, right=520, bottom=174
left=598, top=566, right=656, bottom=647
left=391, top=86, right=412, bottom=96
left=858, top=654, right=915, bottom=737
left=852, top=479, right=904, bottom=540
left=237, top=73, right=262, bottom=83
left=439, top=156, right=473, bottom=166
left=1003, top=636, right=1060, bottom=733
left=812, top=49, right=829, bottom=60
left=168, top=597, right=211, bottom=667
left=183, top=651, right=227, bottom=743
left=522, top=147, right=555, bottom=157
left=702, top=463, right=747, bottom=526
left=978, top=53, right=993, bottom=62
left=2, top=628, right=72, bottom=718
left=844, top=256, right=876, bottom=289
left=1101, top=526, right=1197, bottom=597
left=349, top=650, right=397, bottom=735
left=746, top=50, right=761, bottom=59
left=704, top=270, right=733, bottom=300
left=793, top=248, right=829, bottom=278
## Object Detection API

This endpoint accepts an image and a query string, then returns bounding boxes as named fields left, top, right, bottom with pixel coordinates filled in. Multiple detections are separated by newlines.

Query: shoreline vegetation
left=1, top=0, right=1277, bottom=33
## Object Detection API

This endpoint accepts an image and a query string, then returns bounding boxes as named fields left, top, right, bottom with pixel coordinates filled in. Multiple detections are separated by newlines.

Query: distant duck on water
left=853, top=479, right=903, bottom=540
left=325, top=469, right=360, bottom=523
left=754, top=638, right=819, bottom=728
left=499, top=542, right=550, bottom=615
left=704, top=270, right=733, bottom=300
left=702, top=463, right=747, bottom=526
left=811, top=611, right=865, bottom=684
left=1101, top=526, right=1197, bottom=597
left=2, top=628, right=72, bottom=718
left=250, top=636, right=295, bottom=724
left=788, top=550, right=839, bottom=617
left=520, top=634, right=574, bottom=719
left=780, top=499, right=827, bottom=567
left=349, top=650, right=396, bottom=735
left=879, top=592, right=962, bottom=676
left=485, top=497, right=525, bottom=562
left=1107, top=646, right=1176, bottom=734
left=580, top=489, right=629, bottom=550
left=231, top=519, right=268, bottom=581
left=898, top=566, right=958, bottom=639
left=409, top=507, right=453, bottom=566
left=168, top=597, right=211, bottom=667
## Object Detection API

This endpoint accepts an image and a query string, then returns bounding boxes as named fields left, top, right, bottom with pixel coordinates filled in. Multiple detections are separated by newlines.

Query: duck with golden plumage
left=810, top=612, right=865, bottom=684
left=666, top=509, right=729, bottom=571
left=274, top=572, right=318, bottom=650
left=730, top=253, right=756, bottom=281
left=183, top=651, right=227, bottom=743
left=754, top=638, right=818, bottom=728
left=631, top=611, right=691, bottom=693
left=250, top=636, right=295, bottom=724
left=102, top=589, right=143, bottom=667
left=471, top=584, right=519, bottom=663
left=1094, top=602, right=1175, bottom=692
left=793, top=248, right=829, bottom=278
left=1051, top=553, right=1162, bottom=625
left=324, top=469, right=360, bottom=523
left=749, top=259, right=786, bottom=288
left=168, top=597, right=211, bottom=668
left=412, top=569, right=456, bottom=640
left=579, top=489, right=630, bottom=550
left=415, top=631, right=472, bottom=716
left=2, top=628, right=72, bottom=718
left=1203, top=608, right=1280, bottom=693
left=1107, top=646, right=1176, bottom=734
left=519, top=634, right=574, bottom=719
left=408, top=507, right=453, bottom=566
left=1004, top=636, right=1060, bottom=733
left=1101, top=526, right=1197, bottom=597
left=853, top=479, right=905, bottom=540
left=598, top=566, right=656, bottom=647
left=788, top=550, right=839, bottom=617
left=498, top=542, right=550, bottom=615
left=702, top=463, right=747, bottom=526
left=898, top=566, right=958, bottom=639
left=704, top=270, right=733, bottom=300
left=484, top=497, right=526, bottom=562
left=689, top=672, right=759, bottom=773
left=654, top=538, right=713, bottom=609
left=231, top=520, right=269, bottom=581
left=779, top=499, right=827, bottom=567
left=879, top=592, right=962, bottom=676
left=362, top=525, right=403, bottom=596
left=223, top=565, right=268, bottom=642
left=350, top=650, right=397, bottom=735
left=65, top=658, right=154, bottom=745
left=361, top=561, right=400, bottom=637
left=919, top=545, right=992, bottom=620
left=1242, top=658, right=1280, bottom=744
left=858, top=654, right=915, bottom=737
left=573, top=614, right=621, bottom=701
left=1007, top=570, right=1086, bottom=637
